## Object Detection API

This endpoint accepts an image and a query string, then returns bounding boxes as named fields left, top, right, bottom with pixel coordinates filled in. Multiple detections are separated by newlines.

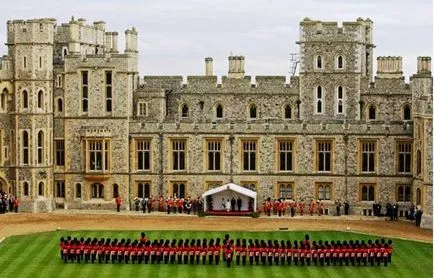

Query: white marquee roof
left=201, top=183, right=257, bottom=199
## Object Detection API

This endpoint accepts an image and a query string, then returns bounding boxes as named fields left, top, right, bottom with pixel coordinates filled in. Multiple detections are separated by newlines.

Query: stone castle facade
left=0, top=17, right=431, bottom=223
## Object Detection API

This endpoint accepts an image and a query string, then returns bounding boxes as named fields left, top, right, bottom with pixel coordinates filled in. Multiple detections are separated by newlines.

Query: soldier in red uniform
left=298, top=200, right=305, bottom=216
left=177, top=240, right=183, bottom=264
left=189, top=239, right=196, bottom=264
left=163, top=240, right=170, bottom=264
left=195, top=239, right=202, bottom=264
left=285, top=241, right=292, bottom=266
left=207, top=239, right=214, bottom=265
left=139, top=232, right=147, bottom=244
left=130, top=241, right=137, bottom=264
left=115, top=196, right=121, bottom=212
left=383, top=243, right=390, bottom=266
left=124, top=239, right=131, bottom=264
left=260, top=241, right=267, bottom=266
left=234, top=239, right=241, bottom=265
left=273, top=240, right=280, bottom=265
left=183, top=240, right=189, bottom=264
left=267, top=241, right=274, bottom=266
left=83, top=238, right=91, bottom=263
left=241, top=239, right=247, bottom=266
left=214, top=239, right=221, bottom=265
left=309, top=200, right=315, bottom=216
left=265, top=198, right=272, bottom=216
left=224, top=244, right=233, bottom=267
left=201, top=239, right=207, bottom=264
left=317, top=201, right=323, bottom=216
left=254, top=240, right=261, bottom=265
left=170, top=240, right=176, bottom=264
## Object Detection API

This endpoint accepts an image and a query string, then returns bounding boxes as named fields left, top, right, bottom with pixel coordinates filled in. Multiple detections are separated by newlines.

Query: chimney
left=376, top=56, right=403, bottom=78
left=105, top=32, right=112, bottom=52
left=112, top=32, right=119, bottom=53
left=125, top=27, right=138, bottom=52
left=77, top=18, right=86, bottom=26
left=417, top=56, right=431, bottom=74
left=205, top=57, right=213, bottom=76
left=228, top=55, right=245, bottom=79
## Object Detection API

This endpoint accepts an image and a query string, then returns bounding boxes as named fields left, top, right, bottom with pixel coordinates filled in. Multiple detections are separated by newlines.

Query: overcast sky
left=0, top=0, right=432, bottom=79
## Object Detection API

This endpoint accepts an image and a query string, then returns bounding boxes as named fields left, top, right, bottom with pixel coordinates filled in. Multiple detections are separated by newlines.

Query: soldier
left=183, top=240, right=189, bottom=264
left=286, top=241, right=292, bottom=266
left=309, top=200, right=315, bottom=216
left=317, top=201, right=323, bottom=216
left=224, top=244, right=233, bottom=267
left=241, top=239, right=248, bottom=266
left=170, top=240, right=176, bottom=264
left=142, top=197, right=148, bottom=213
left=134, top=197, right=140, bottom=211
left=298, top=200, right=305, bottom=216
left=83, top=238, right=91, bottom=263
left=254, top=240, right=261, bottom=265
left=163, top=240, right=170, bottom=264
left=124, top=239, right=131, bottom=264
left=290, top=200, right=296, bottom=217
left=185, top=199, right=192, bottom=214
left=177, top=239, right=183, bottom=264
left=201, top=239, right=207, bottom=264
left=189, top=239, right=196, bottom=264
left=335, top=200, right=341, bottom=216
left=273, top=240, right=280, bottom=265
left=207, top=239, right=214, bottom=265
left=344, top=200, right=349, bottom=215
left=115, top=195, right=121, bottom=212
left=130, top=241, right=137, bottom=264
left=267, top=240, right=273, bottom=266
left=13, top=197, right=19, bottom=213
left=237, top=196, right=242, bottom=211
left=235, top=239, right=241, bottom=265
left=195, top=239, right=202, bottom=264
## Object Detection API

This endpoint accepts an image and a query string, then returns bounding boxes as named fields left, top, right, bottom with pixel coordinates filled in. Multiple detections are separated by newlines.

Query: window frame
left=22, top=130, right=29, bottom=165
left=336, top=86, right=345, bottom=115
left=336, top=55, right=344, bottom=70
left=241, top=139, right=258, bottom=172
left=85, top=139, right=111, bottom=173
left=283, top=104, right=292, bottom=120
left=367, top=104, right=377, bottom=121
left=215, top=104, right=223, bottom=119
left=171, top=181, right=187, bottom=198
left=396, top=184, right=412, bottom=202
left=137, top=101, right=148, bottom=117
left=137, top=182, right=151, bottom=198
left=396, top=141, right=412, bottom=174
left=105, top=71, right=113, bottom=113
left=136, top=138, right=151, bottom=171
left=360, top=183, right=376, bottom=202
left=180, top=104, right=189, bottom=119
left=81, top=71, right=89, bottom=113
left=91, top=183, right=104, bottom=199
left=170, top=139, right=187, bottom=171
left=205, top=139, right=223, bottom=172
left=315, top=55, right=323, bottom=70
left=359, top=140, right=378, bottom=174
left=315, top=139, right=333, bottom=173
left=402, top=104, right=411, bottom=121
left=37, top=130, right=44, bottom=165
left=277, top=182, right=294, bottom=200
left=248, top=104, right=257, bottom=119
left=315, top=86, right=324, bottom=114
left=55, top=181, right=65, bottom=198
left=276, top=139, right=295, bottom=173
left=316, top=183, right=332, bottom=201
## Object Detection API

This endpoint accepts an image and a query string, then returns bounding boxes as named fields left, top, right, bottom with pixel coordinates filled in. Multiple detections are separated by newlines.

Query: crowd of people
left=131, top=195, right=204, bottom=215
left=0, top=190, right=19, bottom=214
left=262, top=198, right=329, bottom=217
left=59, top=232, right=393, bottom=267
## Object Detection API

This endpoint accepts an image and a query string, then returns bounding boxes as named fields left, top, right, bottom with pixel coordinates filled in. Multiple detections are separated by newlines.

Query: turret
left=376, top=56, right=403, bottom=79
left=228, top=55, right=245, bottom=79
left=125, top=27, right=138, bottom=52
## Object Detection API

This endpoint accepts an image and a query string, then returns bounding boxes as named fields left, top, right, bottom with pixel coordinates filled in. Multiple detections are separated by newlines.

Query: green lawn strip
left=1, top=236, right=43, bottom=275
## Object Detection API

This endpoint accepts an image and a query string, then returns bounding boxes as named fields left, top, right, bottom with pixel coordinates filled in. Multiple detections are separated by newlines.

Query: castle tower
left=410, top=56, right=433, bottom=228
left=7, top=18, right=56, bottom=211
left=297, top=17, right=374, bottom=121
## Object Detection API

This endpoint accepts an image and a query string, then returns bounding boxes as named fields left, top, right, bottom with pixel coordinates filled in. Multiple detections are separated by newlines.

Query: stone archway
left=0, top=177, right=10, bottom=194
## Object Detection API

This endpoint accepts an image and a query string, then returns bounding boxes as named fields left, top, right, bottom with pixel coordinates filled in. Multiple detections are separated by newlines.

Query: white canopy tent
left=201, top=183, right=257, bottom=212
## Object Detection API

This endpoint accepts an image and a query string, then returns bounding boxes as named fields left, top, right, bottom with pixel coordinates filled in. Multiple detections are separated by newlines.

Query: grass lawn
left=0, top=230, right=432, bottom=278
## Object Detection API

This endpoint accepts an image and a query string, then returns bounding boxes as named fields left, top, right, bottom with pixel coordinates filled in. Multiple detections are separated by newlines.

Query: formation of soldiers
left=0, top=191, right=19, bottom=214
left=263, top=198, right=326, bottom=217
left=59, top=233, right=393, bottom=267
left=133, top=195, right=203, bottom=214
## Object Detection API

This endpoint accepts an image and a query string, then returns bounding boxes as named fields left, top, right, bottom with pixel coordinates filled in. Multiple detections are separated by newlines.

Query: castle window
left=137, top=182, right=150, bottom=198
left=181, top=104, right=189, bottom=119
left=403, top=105, right=411, bottom=121
left=55, top=140, right=64, bottom=166
left=56, top=75, right=62, bottom=88
left=136, top=139, right=151, bottom=171
left=278, top=140, right=294, bottom=172
left=0, top=88, right=7, bottom=111
left=337, top=56, right=344, bottom=69
left=57, top=98, right=63, bottom=112
left=416, top=150, right=421, bottom=175
left=216, top=104, right=223, bottom=119
left=317, top=140, right=332, bottom=172
left=284, top=104, right=292, bottom=119
left=37, top=90, right=44, bottom=109
left=81, top=71, right=88, bottom=113
left=37, top=131, right=44, bottom=165
left=242, top=140, right=257, bottom=171
left=23, top=56, right=27, bottom=69
left=91, top=183, right=104, bottom=199
left=172, top=182, right=186, bottom=198
left=240, top=181, right=257, bottom=192
left=207, top=140, right=222, bottom=171
left=315, top=86, right=323, bottom=114
left=397, top=142, right=412, bottom=174
left=278, top=183, right=293, bottom=199
left=39, top=23, right=43, bottom=32
left=105, top=71, right=112, bottom=112
left=360, top=140, right=376, bottom=173
left=336, top=86, right=344, bottom=114
left=87, top=140, right=110, bottom=172
left=55, top=181, right=65, bottom=198
left=171, top=139, right=186, bottom=171
left=22, top=90, right=28, bottom=109
left=113, top=184, right=119, bottom=198
left=137, top=102, right=148, bottom=116
left=39, top=56, right=42, bottom=69
left=249, top=104, right=257, bottom=119
left=38, top=182, right=44, bottom=196
left=317, top=183, right=331, bottom=201
left=76, top=183, right=82, bottom=198
left=22, top=131, right=29, bottom=165
left=368, top=105, right=376, bottom=120
left=62, top=47, right=68, bottom=61
left=397, top=185, right=411, bottom=202
left=316, top=56, right=323, bottom=69
left=23, top=182, right=29, bottom=196
left=361, top=184, right=375, bottom=201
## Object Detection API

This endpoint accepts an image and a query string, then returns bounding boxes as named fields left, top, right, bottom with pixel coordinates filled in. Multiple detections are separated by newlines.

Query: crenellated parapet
left=376, top=56, right=403, bottom=79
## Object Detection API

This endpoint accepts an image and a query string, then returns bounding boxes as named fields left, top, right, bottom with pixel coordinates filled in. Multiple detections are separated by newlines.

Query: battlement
left=417, top=56, right=431, bottom=75
left=376, top=56, right=403, bottom=78
left=7, top=18, right=56, bottom=44
left=298, top=17, right=373, bottom=44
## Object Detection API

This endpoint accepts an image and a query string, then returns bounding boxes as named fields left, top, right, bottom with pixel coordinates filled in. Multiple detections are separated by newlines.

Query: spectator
left=344, top=200, right=349, bottom=215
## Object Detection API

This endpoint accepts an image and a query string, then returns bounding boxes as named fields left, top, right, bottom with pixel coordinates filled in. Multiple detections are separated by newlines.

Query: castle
left=0, top=17, right=431, bottom=227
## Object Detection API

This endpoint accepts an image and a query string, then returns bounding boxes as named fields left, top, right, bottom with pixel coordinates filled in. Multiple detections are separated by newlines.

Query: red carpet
left=206, top=210, right=252, bottom=216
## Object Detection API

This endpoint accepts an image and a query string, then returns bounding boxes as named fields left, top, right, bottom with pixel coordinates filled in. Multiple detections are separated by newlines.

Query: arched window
left=0, top=88, right=7, bottom=111
left=92, top=183, right=104, bottom=199
left=405, top=186, right=411, bottom=202
left=23, top=182, right=29, bottom=196
left=137, top=182, right=150, bottom=198
left=316, top=56, right=323, bottom=69
left=38, top=182, right=44, bottom=196
left=336, top=86, right=344, bottom=114
left=113, top=184, right=119, bottom=198
left=22, top=90, right=28, bottom=109
left=361, top=184, right=375, bottom=201
left=403, top=105, right=411, bottom=121
left=249, top=104, right=257, bottom=119
left=368, top=185, right=375, bottom=201
left=216, top=104, right=223, bottom=119
left=76, top=183, right=82, bottom=198
left=37, top=131, right=44, bottom=164
left=416, top=150, right=421, bottom=175
left=62, top=47, right=68, bottom=60
left=22, top=131, right=29, bottom=165
left=368, top=105, right=376, bottom=120
left=57, top=98, right=63, bottom=112
left=173, top=183, right=185, bottom=198
left=181, top=104, right=189, bottom=118
left=37, top=90, right=43, bottom=109
left=315, top=86, right=323, bottom=114
left=337, top=56, right=344, bottom=69
left=416, top=188, right=421, bottom=205
left=284, top=104, right=292, bottom=119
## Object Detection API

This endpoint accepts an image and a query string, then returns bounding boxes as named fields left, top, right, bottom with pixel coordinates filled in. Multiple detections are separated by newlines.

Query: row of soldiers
left=133, top=196, right=204, bottom=214
left=59, top=233, right=393, bottom=267
left=263, top=199, right=326, bottom=217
